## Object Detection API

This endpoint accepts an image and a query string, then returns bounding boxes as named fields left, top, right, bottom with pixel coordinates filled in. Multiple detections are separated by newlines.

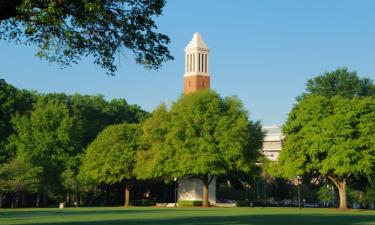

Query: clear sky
left=1, top=0, right=374, bottom=125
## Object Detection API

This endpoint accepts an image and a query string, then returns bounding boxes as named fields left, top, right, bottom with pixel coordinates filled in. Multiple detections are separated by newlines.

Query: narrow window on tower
left=189, top=80, right=191, bottom=87
left=198, top=53, right=201, bottom=72
left=201, top=53, right=203, bottom=72
left=203, top=81, right=205, bottom=87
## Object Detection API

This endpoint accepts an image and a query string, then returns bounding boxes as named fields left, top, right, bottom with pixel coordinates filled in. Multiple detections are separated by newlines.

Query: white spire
left=185, top=32, right=209, bottom=50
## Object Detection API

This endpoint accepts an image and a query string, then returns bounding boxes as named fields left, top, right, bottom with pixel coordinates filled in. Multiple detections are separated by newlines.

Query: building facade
left=261, top=126, right=284, bottom=161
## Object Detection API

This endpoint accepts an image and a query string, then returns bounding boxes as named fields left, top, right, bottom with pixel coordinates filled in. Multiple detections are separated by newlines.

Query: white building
left=261, top=126, right=284, bottom=161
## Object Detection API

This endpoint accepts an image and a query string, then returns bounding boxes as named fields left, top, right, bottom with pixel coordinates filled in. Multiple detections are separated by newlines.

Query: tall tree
left=0, top=0, right=173, bottom=75
left=136, top=91, right=262, bottom=207
left=0, top=79, right=35, bottom=162
left=80, top=123, right=142, bottom=207
left=0, top=158, right=42, bottom=208
left=8, top=96, right=77, bottom=206
left=303, top=68, right=375, bottom=98
left=279, top=95, right=375, bottom=209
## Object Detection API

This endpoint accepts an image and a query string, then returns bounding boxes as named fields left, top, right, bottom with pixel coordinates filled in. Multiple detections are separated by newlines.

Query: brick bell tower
left=178, top=32, right=216, bottom=205
left=184, top=32, right=210, bottom=95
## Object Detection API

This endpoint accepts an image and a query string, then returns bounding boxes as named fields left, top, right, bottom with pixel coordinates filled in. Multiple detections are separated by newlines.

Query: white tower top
left=185, top=32, right=209, bottom=50
left=184, top=32, right=210, bottom=77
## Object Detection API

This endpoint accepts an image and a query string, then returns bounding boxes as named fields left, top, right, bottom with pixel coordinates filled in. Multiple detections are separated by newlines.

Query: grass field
left=0, top=207, right=374, bottom=225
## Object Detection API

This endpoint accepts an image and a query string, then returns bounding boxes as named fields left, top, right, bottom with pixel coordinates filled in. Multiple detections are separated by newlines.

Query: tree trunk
left=202, top=174, right=213, bottom=208
left=338, top=180, right=347, bottom=210
left=15, top=193, right=20, bottom=208
left=203, top=180, right=209, bottom=208
left=124, top=182, right=130, bottom=207
left=43, top=191, right=48, bottom=207
left=22, top=193, right=27, bottom=208
left=0, top=193, right=5, bottom=208
left=328, top=176, right=348, bottom=210
left=36, top=193, right=40, bottom=207
left=76, top=184, right=80, bottom=207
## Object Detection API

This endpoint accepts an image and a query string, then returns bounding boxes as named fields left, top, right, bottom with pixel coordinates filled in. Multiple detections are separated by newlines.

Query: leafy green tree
left=0, top=158, right=42, bottom=208
left=0, top=79, right=35, bottom=162
left=80, top=123, right=142, bottom=207
left=137, top=91, right=262, bottom=207
left=279, top=95, right=375, bottom=209
left=318, top=186, right=334, bottom=207
left=8, top=97, right=77, bottom=206
left=0, top=0, right=173, bottom=75
left=303, top=68, right=375, bottom=98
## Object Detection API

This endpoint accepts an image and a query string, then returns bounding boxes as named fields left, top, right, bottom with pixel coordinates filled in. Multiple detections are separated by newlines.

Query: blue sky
left=1, top=0, right=374, bottom=125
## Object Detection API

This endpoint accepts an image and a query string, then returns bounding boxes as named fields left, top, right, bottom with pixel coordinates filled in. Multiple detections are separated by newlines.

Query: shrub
left=130, top=199, right=156, bottom=206
left=178, top=200, right=204, bottom=207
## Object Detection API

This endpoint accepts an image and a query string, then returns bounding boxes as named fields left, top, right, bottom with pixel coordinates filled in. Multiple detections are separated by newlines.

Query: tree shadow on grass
left=13, top=213, right=375, bottom=225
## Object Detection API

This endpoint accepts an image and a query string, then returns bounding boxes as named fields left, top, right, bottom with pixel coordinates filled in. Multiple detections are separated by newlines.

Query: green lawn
left=0, top=207, right=374, bottom=225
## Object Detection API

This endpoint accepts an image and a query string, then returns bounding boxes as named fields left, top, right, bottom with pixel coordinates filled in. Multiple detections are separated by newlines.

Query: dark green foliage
left=303, top=68, right=375, bottom=98
left=0, top=79, right=35, bottom=162
left=178, top=200, right=204, bottom=207
left=0, top=158, right=42, bottom=207
left=0, top=79, right=147, bottom=207
left=130, top=199, right=156, bottom=206
left=0, top=0, right=173, bottom=75
left=8, top=97, right=77, bottom=196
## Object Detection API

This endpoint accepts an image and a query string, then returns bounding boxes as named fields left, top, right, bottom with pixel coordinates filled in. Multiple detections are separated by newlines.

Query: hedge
left=178, top=200, right=205, bottom=207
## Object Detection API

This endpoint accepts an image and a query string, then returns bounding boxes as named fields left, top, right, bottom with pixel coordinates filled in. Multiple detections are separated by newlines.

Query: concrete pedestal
left=177, top=177, right=216, bottom=205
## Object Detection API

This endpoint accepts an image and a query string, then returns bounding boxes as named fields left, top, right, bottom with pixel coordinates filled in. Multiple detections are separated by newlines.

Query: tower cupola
left=184, top=32, right=210, bottom=95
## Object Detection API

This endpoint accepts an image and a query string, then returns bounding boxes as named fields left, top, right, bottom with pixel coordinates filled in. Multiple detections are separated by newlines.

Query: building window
left=198, top=53, right=201, bottom=72
left=203, top=81, right=205, bottom=87
left=189, top=80, right=191, bottom=87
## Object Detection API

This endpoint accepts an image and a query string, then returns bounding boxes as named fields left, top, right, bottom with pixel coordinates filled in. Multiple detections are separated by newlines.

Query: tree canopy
left=8, top=97, right=78, bottom=203
left=80, top=123, right=142, bottom=206
left=136, top=91, right=263, bottom=207
left=0, top=158, right=41, bottom=208
left=0, top=79, right=35, bottom=162
left=303, top=68, right=375, bottom=98
left=279, top=95, right=375, bottom=209
left=0, top=0, right=173, bottom=75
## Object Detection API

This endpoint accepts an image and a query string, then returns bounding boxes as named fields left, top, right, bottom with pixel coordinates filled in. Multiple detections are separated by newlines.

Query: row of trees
left=0, top=79, right=147, bottom=207
left=0, top=79, right=263, bottom=208
left=1, top=68, right=374, bottom=209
